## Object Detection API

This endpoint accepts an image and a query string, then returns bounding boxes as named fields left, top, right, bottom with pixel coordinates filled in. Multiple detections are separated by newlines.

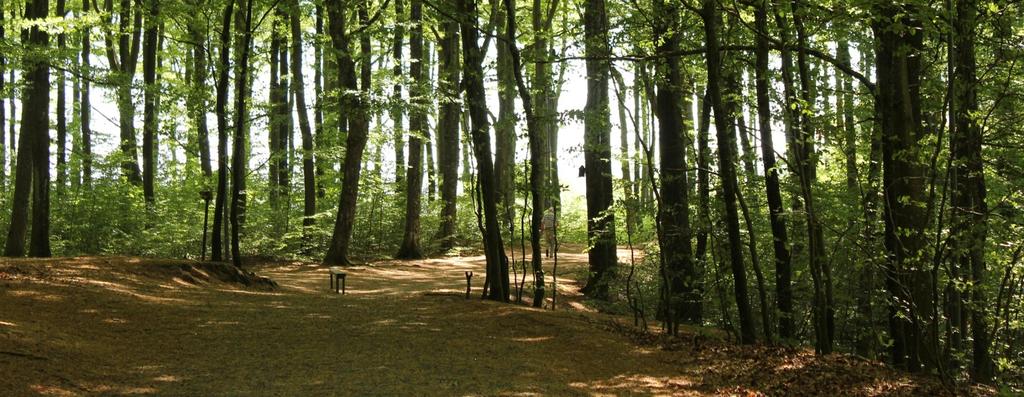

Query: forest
left=0, top=0, right=1022, bottom=394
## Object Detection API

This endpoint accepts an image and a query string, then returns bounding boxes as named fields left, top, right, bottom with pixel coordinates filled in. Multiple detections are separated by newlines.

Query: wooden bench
left=329, top=267, right=347, bottom=294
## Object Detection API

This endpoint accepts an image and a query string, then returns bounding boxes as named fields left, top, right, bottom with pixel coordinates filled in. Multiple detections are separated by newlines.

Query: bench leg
left=335, top=275, right=340, bottom=294
left=330, top=274, right=334, bottom=291
left=341, top=275, right=346, bottom=295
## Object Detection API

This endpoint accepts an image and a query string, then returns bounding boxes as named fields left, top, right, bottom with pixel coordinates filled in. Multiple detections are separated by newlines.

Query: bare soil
left=0, top=251, right=991, bottom=396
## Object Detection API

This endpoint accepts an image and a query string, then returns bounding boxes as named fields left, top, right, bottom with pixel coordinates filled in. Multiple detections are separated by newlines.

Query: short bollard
left=465, top=271, right=473, bottom=299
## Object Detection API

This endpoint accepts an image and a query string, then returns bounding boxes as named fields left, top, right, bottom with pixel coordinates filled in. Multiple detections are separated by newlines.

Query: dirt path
left=0, top=254, right=978, bottom=396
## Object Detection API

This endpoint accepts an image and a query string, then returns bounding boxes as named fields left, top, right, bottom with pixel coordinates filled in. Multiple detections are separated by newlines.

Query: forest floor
left=0, top=249, right=995, bottom=396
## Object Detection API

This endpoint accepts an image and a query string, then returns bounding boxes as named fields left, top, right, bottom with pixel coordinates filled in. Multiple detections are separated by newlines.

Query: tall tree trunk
left=268, top=12, right=283, bottom=212
left=211, top=0, right=234, bottom=262
left=288, top=0, right=317, bottom=236
left=5, top=0, right=51, bottom=257
left=737, top=180, right=771, bottom=340
left=772, top=2, right=805, bottom=341
left=396, top=0, right=426, bottom=259
left=873, top=0, right=936, bottom=372
left=391, top=0, right=406, bottom=190
left=790, top=0, right=833, bottom=354
left=694, top=86, right=712, bottom=279
left=703, top=0, right=755, bottom=344
left=70, top=43, right=80, bottom=187
left=494, top=0, right=515, bottom=221
left=230, top=0, right=255, bottom=267
left=231, top=3, right=250, bottom=230
left=80, top=0, right=92, bottom=187
left=187, top=0, right=212, bottom=257
left=503, top=0, right=546, bottom=307
left=859, top=47, right=882, bottom=359
left=56, top=0, right=67, bottom=189
left=187, top=6, right=211, bottom=180
left=435, top=14, right=460, bottom=251
left=838, top=36, right=876, bottom=357
left=951, top=0, right=992, bottom=382
left=0, top=0, right=6, bottom=192
left=7, top=69, right=13, bottom=178
left=142, top=0, right=159, bottom=207
left=530, top=0, right=552, bottom=212
left=753, top=1, right=793, bottom=340
left=653, top=0, right=698, bottom=325
left=460, top=0, right=509, bottom=302
left=580, top=0, right=617, bottom=300
left=105, top=0, right=143, bottom=185
left=425, top=41, right=437, bottom=202
left=313, top=3, right=326, bottom=200
left=27, top=0, right=50, bottom=257
left=460, top=111, right=472, bottom=194
left=277, top=5, right=293, bottom=228
left=324, top=0, right=372, bottom=266
left=611, top=70, right=634, bottom=239
left=736, top=81, right=756, bottom=179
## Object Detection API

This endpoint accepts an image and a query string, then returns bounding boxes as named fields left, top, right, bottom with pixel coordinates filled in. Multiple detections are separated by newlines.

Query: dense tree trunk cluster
left=1, top=0, right=1019, bottom=385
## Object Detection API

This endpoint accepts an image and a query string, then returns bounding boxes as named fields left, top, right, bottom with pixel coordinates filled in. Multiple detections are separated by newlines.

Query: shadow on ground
left=0, top=253, right=987, bottom=396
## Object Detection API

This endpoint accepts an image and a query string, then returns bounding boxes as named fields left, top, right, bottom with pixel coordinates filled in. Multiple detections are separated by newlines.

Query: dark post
left=465, top=271, right=473, bottom=299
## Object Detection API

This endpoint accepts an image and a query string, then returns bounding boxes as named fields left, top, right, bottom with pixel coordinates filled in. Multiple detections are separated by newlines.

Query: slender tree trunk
left=142, top=0, right=159, bottom=207
left=754, top=1, right=793, bottom=340
left=653, top=0, right=698, bottom=325
left=611, top=70, right=634, bottom=239
left=790, top=0, right=833, bottom=354
left=314, top=3, right=326, bottom=200
left=268, top=12, right=283, bottom=212
left=838, top=37, right=876, bottom=357
left=503, top=0, right=546, bottom=307
left=231, top=4, right=250, bottom=230
left=0, top=0, right=6, bottom=192
left=211, top=0, right=234, bottom=262
left=279, top=25, right=293, bottom=219
left=56, top=0, right=67, bottom=189
left=460, top=112, right=472, bottom=194
left=186, top=0, right=212, bottom=257
left=435, top=14, right=460, bottom=251
left=736, top=86, right=755, bottom=178
left=737, top=181, right=771, bottom=340
left=860, top=48, right=883, bottom=359
left=80, top=0, right=92, bottom=188
left=70, top=46, right=80, bottom=187
left=530, top=0, right=551, bottom=212
left=230, top=0, right=255, bottom=267
left=324, top=0, right=372, bottom=266
left=460, top=0, right=509, bottom=302
left=425, top=41, right=437, bottom=202
left=694, top=87, right=712, bottom=276
left=951, top=0, right=992, bottom=382
left=547, top=44, right=565, bottom=215
left=188, top=8, right=211, bottom=180
left=580, top=0, right=617, bottom=301
left=391, top=0, right=406, bottom=190
left=287, top=0, right=317, bottom=236
left=107, top=0, right=143, bottom=185
left=7, top=69, right=13, bottom=178
left=494, top=0, right=515, bottom=221
left=396, top=0, right=426, bottom=259
left=703, top=0, right=755, bottom=344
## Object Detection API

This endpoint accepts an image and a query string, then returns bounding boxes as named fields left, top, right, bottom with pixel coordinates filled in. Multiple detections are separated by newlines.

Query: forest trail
left=0, top=254, right=982, bottom=396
